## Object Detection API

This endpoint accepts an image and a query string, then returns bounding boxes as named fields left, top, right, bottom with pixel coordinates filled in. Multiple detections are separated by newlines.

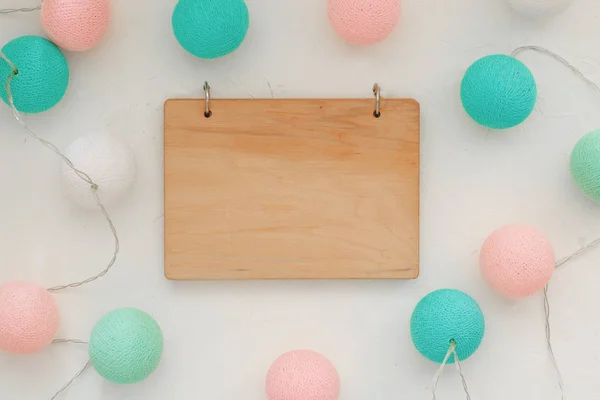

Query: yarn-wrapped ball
left=266, top=350, right=340, bottom=400
left=570, top=130, right=600, bottom=203
left=410, top=289, right=485, bottom=364
left=480, top=224, right=555, bottom=298
left=89, top=308, right=163, bottom=384
left=461, top=54, right=537, bottom=129
left=0, top=35, right=69, bottom=114
left=0, top=282, right=59, bottom=354
left=172, top=0, right=249, bottom=59
left=61, top=131, right=136, bottom=210
left=507, top=0, right=573, bottom=18
left=41, top=0, right=111, bottom=52
left=328, top=0, right=401, bottom=45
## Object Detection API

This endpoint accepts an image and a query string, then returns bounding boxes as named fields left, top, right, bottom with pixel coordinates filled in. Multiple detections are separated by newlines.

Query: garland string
left=0, top=50, right=120, bottom=292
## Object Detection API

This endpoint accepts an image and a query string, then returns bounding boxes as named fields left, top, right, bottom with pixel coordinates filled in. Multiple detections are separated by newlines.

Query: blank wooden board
left=164, top=97, right=420, bottom=280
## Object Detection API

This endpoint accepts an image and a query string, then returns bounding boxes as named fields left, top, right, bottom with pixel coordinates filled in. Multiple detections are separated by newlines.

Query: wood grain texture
left=164, top=98, right=420, bottom=279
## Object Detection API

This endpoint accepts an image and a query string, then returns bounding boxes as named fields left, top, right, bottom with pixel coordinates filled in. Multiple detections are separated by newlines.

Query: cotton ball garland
left=172, top=0, right=249, bottom=59
left=410, top=289, right=484, bottom=364
left=41, top=0, right=111, bottom=52
left=0, top=35, right=69, bottom=114
left=0, top=282, right=59, bottom=354
left=507, top=0, right=573, bottom=19
left=328, top=0, right=401, bottom=45
left=89, top=308, right=163, bottom=384
left=266, top=350, right=340, bottom=400
left=480, top=224, right=555, bottom=298
left=61, top=131, right=136, bottom=210
left=461, top=54, right=537, bottom=129
left=570, top=130, right=600, bottom=203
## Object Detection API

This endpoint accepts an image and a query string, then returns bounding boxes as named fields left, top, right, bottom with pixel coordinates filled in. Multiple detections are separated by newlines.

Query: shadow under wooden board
left=164, top=96, right=420, bottom=280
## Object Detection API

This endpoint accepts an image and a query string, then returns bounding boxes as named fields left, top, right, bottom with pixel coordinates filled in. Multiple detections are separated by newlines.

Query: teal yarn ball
left=172, top=0, right=249, bottom=59
left=410, top=289, right=485, bottom=364
left=89, top=308, right=164, bottom=384
left=461, top=54, right=537, bottom=129
left=0, top=35, right=69, bottom=114
left=570, top=130, right=600, bottom=203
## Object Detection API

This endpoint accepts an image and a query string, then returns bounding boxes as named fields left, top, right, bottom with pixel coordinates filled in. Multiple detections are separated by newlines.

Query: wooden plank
left=164, top=97, right=420, bottom=279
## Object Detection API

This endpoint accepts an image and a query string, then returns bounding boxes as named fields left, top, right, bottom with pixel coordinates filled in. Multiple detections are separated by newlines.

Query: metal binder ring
left=373, top=83, right=381, bottom=118
left=203, top=81, right=212, bottom=118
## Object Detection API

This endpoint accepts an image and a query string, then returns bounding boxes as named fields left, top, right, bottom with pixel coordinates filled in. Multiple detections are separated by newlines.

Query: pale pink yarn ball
left=41, top=0, right=111, bottom=52
left=0, top=282, right=59, bottom=354
left=328, top=0, right=401, bottom=45
left=266, top=350, right=340, bottom=400
left=480, top=225, right=556, bottom=298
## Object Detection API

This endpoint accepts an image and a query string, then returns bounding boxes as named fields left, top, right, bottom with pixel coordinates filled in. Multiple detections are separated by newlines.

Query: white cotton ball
left=507, top=0, right=574, bottom=18
left=62, top=131, right=136, bottom=210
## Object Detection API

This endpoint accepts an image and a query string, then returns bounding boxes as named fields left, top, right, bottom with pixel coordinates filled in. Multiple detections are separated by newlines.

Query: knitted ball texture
left=41, top=0, right=111, bottom=52
left=327, top=0, right=401, bottom=45
left=410, top=289, right=484, bottom=364
left=89, top=308, right=163, bottom=384
left=461, top=54, right=537, bottom=129
left=266, top=350, right=340, bottom=400
left=480, top=224, right=555, bottom=298
left=172, top=0, right=249, bottom=59
left=0, top=282, right=59, bottom=354
left=62, top=131, right=136, bottom=210
left=0, top=36, right=69, bottom=114
left=570, top=130, right=600, bottom=203
left=507, top=0, right=573, bottom=18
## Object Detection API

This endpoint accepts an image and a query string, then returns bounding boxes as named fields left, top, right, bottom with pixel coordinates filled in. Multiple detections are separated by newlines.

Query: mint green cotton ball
left=411, top=289, right=485, bottom=364
left=461, top=54, right=536, bottom=129
left=0, top=35, right=69, bottom=114
left=89, top=308, right=163, bottom=384
left=570, top=130, right=600, bottom=203
left=172, top=0, right=249, bottom=59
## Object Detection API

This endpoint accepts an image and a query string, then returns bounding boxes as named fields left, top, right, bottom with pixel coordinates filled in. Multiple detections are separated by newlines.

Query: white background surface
left=1, top=0, right=600, bottom=399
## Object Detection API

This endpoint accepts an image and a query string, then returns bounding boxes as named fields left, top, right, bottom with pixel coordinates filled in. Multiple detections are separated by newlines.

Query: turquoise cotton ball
left=172, top=0, right=249, bottom=59
left=461, top=54, right=536, bottom=129
left=89, top=308, right=164, bottom=384
left=410, top=289, right=485, bottom=364
left=570, top=130, right=600, bottom=203
left=0, top=35, right=69, bottom=114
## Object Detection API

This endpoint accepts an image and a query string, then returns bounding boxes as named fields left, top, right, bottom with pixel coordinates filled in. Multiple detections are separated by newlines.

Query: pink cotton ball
left=41, top=0, right=111, bottom=52
left=328, top=0, right=401, bottom=45
left=266, top=350, right=340, bottom=400
left=0, top=282, right=59, bottom=354
left=480, top=225, right=556, bottom=298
